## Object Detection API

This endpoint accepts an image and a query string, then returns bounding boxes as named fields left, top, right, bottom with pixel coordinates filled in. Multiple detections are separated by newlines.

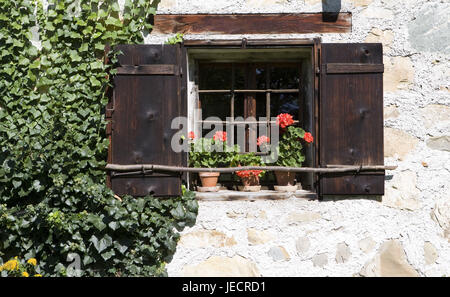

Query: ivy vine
left=0, top=0, right=197, bottom=276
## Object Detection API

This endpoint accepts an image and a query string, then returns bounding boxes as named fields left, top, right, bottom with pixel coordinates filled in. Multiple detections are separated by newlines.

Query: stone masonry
left=143, top=0, right=450, bottom=276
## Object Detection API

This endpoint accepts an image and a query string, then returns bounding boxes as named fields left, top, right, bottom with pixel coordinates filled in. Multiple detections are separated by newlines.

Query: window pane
left=256, top=93, right=266, bottom=119
left=233, top=93, right=245, bottom=119
left=199, top=64, right=232, bottom=90
left=270, top=93, right=300, bottom=120
left=234, top=64, right=246, bottom=89
left=256, top=66, right=267, bottom=89
left=200, top=93, right=231, bottom=120
left=270, top=65, right=300, bottom=89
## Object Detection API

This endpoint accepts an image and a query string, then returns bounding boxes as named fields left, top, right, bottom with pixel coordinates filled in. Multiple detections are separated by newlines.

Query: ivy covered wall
left=0, top=0, right=197, bottom=277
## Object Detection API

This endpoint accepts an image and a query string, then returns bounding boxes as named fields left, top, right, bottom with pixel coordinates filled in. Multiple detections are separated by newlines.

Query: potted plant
left=189, top=131, right=238, bottom=191
left=272, top=113, right=314, bottom=191
left=232, top=153, right=265, bottom=192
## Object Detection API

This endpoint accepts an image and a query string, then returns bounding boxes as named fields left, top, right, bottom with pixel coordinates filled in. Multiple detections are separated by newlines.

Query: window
left=188, top=47, right=315, bottom=189
left=108, top=41, right=385, bottom=198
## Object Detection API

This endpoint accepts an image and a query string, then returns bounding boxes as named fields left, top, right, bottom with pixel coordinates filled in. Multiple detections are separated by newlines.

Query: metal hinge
left=315, top=67, right=320, bottom=74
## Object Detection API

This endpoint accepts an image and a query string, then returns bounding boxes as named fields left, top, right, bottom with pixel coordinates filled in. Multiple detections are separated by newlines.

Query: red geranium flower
left=276, top=113, right=294, bottom=128
left=236, top=170, right=263, bottom=178
left=213, top=131, right=227, bottom=142
left=257, top=135, right=270, bottom=146
left=188, top=131, right=195, bottom=140
left=304, top=132, right=314, bottom=143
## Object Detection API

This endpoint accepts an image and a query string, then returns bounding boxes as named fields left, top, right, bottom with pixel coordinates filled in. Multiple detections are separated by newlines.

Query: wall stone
left=384, top=128, right=418, bottom=159
left=426, top=136, right=450, bottom=152
left=344, top=0, right=373, bottom=7
left=247, top=228, right=274, bottom=245
left=383, top=105, right=400, bottom=119
left=178, top=230, right=237, bottom=248
left=286, top=211, right=321, bottom=225
left=304, top=0, right=321, bottom=6
left=358, top=237, right=376, bottom=254
left=296, top=237, right=311, bottom=255
left=182, top=256, right=261, bottom=277
left=365, top=28, right=394, bottom=53
left=383, top=56, right=415, bottom=92
left=268, top=246, right=290, bottom=261
left=158, top=0, right=177, bottom=9
left=383, top=170, right=421, bottom=211
left=335, top=243, right=351, bottom=264
left=360, top=240, right=419, bottom=277
left=312, top=253, right=328, bottom=268
left=408, top=3, right=450, bottom=54
left=424, top=242, right=438, bottom=265
left=431, top=198, right=450, bottom=241
left=421, top=104, right=450, bottom=129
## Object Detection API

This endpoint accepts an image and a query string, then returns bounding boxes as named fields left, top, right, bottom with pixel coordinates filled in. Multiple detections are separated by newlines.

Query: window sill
left=194, top=189, right=317, bottom=201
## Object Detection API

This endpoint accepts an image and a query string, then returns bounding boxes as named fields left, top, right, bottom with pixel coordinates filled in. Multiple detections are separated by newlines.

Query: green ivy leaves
left=0, top=0, right=197, bottom=277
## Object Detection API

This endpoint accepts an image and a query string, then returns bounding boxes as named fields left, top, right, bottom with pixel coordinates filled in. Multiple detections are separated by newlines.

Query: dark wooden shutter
left=109, top=44, right=187, bottom=197
left=319, top=43, right=384, bottom=196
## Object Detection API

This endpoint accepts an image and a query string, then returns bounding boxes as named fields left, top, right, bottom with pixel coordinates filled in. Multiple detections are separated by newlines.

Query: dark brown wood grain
left=319, top=43, right=384, bottom=196
left=326, top=63, right=384, bottom=74
left=110, top=44, right=186, bottom=197
left=116, top=64, right=179, bottom=75
left=152, top=13, right=352, bottom=35
left=183, top=39, right=316, bottom=47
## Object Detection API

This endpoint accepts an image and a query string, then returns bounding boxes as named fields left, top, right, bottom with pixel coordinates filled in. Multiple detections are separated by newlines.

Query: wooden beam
left=184, top=39, right=316, bottom=46
left=152, top=13, right=352, bottom=35
left=105, top=164, right=397, bottom=173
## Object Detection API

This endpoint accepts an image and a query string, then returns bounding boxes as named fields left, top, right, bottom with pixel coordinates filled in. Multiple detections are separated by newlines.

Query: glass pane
left=234, top=64, right=246, bottom=89
left=199, top=64, right=232, bottom=90
left=200, top=93, right=231, bottom=120
left=233, top=93, right=245, bottom=119
left=256, top=66, right=267, bottom=89
left=270, top=65, right=300, bottom=89
left=270, top=93, right=300, bottom=120
left=256, top=93, right=266, bottom=119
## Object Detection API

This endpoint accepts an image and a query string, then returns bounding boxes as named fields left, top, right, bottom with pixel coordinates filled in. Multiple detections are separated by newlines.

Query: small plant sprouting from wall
left=165, top=33, right=184, bottom=44
left=0, top=0, right=197, bottom=276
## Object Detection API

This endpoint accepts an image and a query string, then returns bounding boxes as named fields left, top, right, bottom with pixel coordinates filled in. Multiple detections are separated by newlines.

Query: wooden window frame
left=185, top=38, right=320, bottom=191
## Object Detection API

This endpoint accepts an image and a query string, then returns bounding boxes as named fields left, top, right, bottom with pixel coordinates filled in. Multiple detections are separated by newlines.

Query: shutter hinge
left=315, top=67, right=320, bottom=74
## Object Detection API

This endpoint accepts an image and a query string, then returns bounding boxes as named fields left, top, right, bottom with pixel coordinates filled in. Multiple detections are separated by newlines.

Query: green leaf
left=90, top=61, right=103, bottom=70
left=101, top=250, right=115, bottom=260
left=90, top=77, right=101, bottom=86
left=69, top=50, right=82, bottom=62
left=42, top=40, right=51, bottom=51
left=89, top=234, right=112, bottom=253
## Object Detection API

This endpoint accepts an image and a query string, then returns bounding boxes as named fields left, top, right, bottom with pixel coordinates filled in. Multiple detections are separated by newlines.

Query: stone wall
left=145, top=0, right=450, bottom=276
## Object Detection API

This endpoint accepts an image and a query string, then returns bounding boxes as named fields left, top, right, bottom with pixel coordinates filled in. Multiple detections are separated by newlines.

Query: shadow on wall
left=322, top=0, right=342, bottom=22
left=321, top=195, right=383, bottom=202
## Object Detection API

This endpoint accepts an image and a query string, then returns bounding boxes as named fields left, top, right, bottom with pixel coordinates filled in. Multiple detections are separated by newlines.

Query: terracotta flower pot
left=240, top=174, right=260, bottom=187
left=275, top=171, right=296, bottom=186
left=198, top=172, right=220, bottom=188
left=239, top=174, right=261, bottom=192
